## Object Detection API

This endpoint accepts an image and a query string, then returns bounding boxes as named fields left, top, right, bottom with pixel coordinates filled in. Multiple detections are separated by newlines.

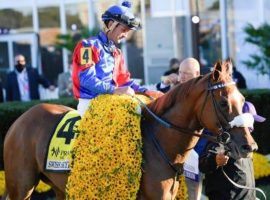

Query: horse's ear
left=226, top=61, right=233, bottom=76
left=212, top=61, right=222, bottom=81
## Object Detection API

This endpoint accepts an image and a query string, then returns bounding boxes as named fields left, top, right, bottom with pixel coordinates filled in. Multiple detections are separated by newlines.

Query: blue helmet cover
left=101, top=1, right=141, bottom=30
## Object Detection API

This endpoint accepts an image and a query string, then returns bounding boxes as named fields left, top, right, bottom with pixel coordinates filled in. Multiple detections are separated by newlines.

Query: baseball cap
left=242, top=101, right=266, bottom=122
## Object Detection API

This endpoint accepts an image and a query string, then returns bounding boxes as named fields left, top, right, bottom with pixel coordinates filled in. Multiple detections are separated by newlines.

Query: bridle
left=135, top=77, right=236, bottom=173
left=136, top=78, right=267, bottom=199
left=198, top=78, right=236, bottom=144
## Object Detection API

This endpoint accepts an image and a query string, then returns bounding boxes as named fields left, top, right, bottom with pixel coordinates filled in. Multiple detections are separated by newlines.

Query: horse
left=3, top=61, right=257, bottom=200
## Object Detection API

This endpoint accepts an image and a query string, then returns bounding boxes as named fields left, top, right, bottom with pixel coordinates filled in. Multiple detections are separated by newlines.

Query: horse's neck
left=166, top=104, right=202, bottom=161
left=143, top=99, right=203, bottom=164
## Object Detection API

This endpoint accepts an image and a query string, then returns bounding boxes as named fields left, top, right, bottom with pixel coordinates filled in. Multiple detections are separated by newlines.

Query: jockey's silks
left=72, top=31, right=146, bottom=99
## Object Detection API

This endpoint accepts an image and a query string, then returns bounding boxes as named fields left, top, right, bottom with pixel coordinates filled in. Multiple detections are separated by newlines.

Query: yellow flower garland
left=66, top=95, right=145, bottom=199
left=66, top=94, right=188, bottom=199
left=176, top=175, right=189, bottom=200
left=0, top=171, right=5, bottom=196
left=253, top=152, right=270, bottom=179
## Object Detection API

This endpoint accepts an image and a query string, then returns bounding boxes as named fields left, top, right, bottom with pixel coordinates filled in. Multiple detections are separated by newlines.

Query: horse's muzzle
left=226, top=141, right=258, bottom=160
left=240, top=142, right=258, bottom=155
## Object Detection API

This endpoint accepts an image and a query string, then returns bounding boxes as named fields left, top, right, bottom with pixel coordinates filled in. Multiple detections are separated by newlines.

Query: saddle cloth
left=45, top=110, right=81, bottom=172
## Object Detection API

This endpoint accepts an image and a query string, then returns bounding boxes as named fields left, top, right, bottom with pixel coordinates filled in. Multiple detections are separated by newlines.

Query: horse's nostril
left=241, top=145, right=252, bottom=153
left=251, top=143, right=258, bottom=152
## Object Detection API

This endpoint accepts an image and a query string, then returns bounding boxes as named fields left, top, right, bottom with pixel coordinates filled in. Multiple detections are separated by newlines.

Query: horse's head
left=196, top=61, right=257, bottom=159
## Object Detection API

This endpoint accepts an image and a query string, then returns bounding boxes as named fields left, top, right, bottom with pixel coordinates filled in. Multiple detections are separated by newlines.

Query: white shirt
left=16, top=68, right=30, bottom=102
left=184, top=149, right=199, bottom=181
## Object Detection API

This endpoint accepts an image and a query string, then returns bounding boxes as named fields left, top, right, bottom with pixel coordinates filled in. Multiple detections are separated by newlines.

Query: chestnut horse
left=3, top=62, right=257, bottom=200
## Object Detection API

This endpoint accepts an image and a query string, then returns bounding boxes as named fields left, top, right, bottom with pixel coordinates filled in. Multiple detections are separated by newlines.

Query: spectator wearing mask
left=6, top=54, right=55, bottom=102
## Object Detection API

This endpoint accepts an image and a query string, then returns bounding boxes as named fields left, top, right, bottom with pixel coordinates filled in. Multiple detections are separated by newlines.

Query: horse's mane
left=146, top=75, right=206, bottom=116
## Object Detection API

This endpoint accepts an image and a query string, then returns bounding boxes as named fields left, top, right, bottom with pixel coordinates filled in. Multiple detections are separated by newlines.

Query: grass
left=256, top=176, right=270, bottom=199
left=256, top=184, right=270, bottom=199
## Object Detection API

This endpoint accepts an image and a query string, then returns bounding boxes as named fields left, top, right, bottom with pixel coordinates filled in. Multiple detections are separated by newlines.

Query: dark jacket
left=0, top=81, right=3, bottom=102
left=199, top=142, right=256, bottom=200
left=156, top=82, right=171, bottom=93
left=6, top=67, right=50, bottom=101
left=233, top=68, right=247, bottom=89
left=163, top=68, right=178, bottom=76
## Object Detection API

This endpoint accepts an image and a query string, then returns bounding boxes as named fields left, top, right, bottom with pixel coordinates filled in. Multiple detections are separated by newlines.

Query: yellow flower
left=175, top=175, right=189, bottom=200
left=66, top=95, right=146, bottom=199
left=253, top=152, right=270, bottom=179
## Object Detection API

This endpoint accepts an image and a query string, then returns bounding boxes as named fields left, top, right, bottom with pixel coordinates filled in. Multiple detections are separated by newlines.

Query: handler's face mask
left=15, top=60, right=26, bottom=73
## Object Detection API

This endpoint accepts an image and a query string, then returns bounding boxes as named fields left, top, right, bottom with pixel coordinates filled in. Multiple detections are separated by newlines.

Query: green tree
left=243, top=23, right=270, bottom=75
left=0, top=9, right=22, bottom=28
left=55, top=27, right=99, bottom=53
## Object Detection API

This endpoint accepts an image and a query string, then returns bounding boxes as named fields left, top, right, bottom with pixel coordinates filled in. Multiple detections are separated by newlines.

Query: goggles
left=102, top=12, right=141, bottom=30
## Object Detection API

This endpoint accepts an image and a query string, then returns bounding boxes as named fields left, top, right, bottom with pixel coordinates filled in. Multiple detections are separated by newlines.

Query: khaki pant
left=186, top=173, right=203, bottom=200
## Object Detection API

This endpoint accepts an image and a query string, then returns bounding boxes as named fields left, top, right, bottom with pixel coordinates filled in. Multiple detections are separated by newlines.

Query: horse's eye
left=220, top=101, right=228, bottom=108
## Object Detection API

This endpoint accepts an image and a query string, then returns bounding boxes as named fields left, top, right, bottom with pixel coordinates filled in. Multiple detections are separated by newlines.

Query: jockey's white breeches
left=77, top=98, right=92, bottom=117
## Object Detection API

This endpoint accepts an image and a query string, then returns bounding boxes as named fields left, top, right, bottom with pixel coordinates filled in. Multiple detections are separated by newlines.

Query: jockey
left=72, top=1, right=160, bottom=116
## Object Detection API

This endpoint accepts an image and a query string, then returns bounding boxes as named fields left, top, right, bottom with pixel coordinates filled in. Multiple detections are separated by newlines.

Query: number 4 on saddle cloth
left=45, top=110, right=81, bottom=172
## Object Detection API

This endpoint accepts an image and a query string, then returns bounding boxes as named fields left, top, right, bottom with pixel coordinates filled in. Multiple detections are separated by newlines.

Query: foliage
left=253, top=153, right=270, bottom=180
left=209, top=0, right=219, bottom=10
left=0, top=7, right=85, bottom=30
left=55, top=27, right=99, bottom=52
left=243, top=23, right=270, bottom=75
left=0, top=9, right=32, bottom=28
left=256, top=184, right=270, bottom=200
left=0, top=98, right=76, bottom=139
left=38, top=7, right=60, bottom=28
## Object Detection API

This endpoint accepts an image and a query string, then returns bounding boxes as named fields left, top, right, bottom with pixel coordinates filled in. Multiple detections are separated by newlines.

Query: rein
left=139, top=98, right=219, bottom=143
left=221, top=167, right=267, bottom=200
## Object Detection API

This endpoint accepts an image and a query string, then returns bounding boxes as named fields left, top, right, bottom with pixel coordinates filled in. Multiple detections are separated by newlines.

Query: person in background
left=58, top=64, right=73, bottom=98
left=233, top=66, right=247, bottom=89
left=157, top=57, right=200, bottom=93
left=227, top=58, right=247, bottom=89
left=163, top=58, right=180, bottom=76
left=72, top=1, right=160, bottom=116
left=156, top=58, right=180, bottom=92
left=0, top=79, right=3, bottom=102
left=199, top=101, right=266, bottom=200
left=6, top=54, right=55, bottom=102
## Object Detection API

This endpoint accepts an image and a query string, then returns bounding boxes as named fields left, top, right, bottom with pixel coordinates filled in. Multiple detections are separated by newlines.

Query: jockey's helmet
left=101, top=1, right=141, bottom=30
